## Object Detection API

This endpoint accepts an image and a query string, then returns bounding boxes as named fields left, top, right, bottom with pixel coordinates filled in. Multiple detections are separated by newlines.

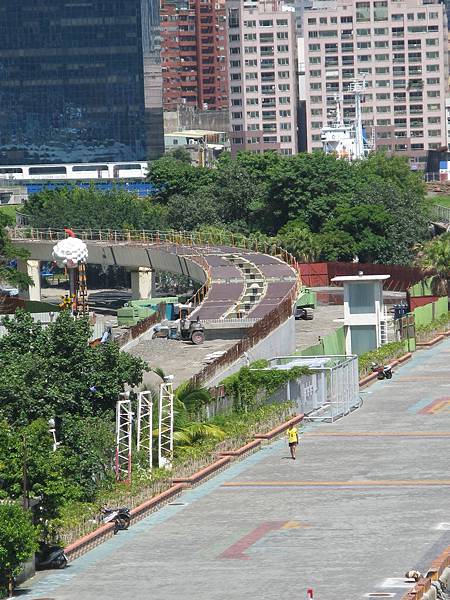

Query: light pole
left=48, top=418, right=60, bottom=452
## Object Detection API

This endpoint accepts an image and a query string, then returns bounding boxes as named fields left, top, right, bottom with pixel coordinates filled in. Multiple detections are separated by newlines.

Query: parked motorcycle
left=35, top=542, right=68, bottom=570
left=100, top=506, right=131, bottom=534
left=371, top=362, right=393, bottom=380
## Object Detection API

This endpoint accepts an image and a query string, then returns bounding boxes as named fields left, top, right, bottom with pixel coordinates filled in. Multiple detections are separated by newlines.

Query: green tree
left=166, top=188, right=220, bottom=231
left=276, top=221, right=321, bottom=262
left=318, top=204, right=393, bottom=263
left=0, top=310, right=146, bottom=425
left=416, top=232, right=450, bottom=296
left=166, top=147, right=192, bottom=164
left=147, top=156, right=213, bottom=203
left=0, top=212, right=31, bottom=290
left=0, top=503, right=38, bottom=597
left=22, top=187, right=168, bottom=231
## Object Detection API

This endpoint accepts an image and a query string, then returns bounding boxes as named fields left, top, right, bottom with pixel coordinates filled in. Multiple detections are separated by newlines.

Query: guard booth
left=331, top=274, right=390, bottom=355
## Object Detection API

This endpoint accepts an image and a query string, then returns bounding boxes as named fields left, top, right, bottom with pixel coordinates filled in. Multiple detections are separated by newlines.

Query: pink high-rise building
left=227, top=0, right=298, bottom=155
left=303, top=0, right=449, bottom=167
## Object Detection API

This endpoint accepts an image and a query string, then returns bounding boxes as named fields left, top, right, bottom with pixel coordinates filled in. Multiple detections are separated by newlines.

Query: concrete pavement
left=21, top=338, right=450, bottom=600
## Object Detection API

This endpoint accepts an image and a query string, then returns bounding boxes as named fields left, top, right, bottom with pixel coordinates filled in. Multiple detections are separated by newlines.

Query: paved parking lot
left=22, top=338, right=450, bottom=600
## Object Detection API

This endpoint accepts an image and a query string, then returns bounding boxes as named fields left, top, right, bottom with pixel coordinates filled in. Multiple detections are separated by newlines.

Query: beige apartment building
left=303, top=0, right=448, bottom=166
left=227, top=0, right=298, bottom=155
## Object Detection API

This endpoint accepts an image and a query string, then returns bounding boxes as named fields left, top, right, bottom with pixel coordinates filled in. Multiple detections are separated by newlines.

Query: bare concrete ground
left=295, top=304, right=344, bottom=352
left=127, top=334, right=236, bottom=388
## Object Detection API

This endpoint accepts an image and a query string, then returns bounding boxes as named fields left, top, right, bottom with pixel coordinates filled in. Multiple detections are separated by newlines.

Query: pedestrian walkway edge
left=63, top=414, right=304, bottom=562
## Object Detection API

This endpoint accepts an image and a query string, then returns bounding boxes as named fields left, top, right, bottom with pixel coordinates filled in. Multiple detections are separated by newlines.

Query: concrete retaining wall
left=206, top=316, right=296, bottom=387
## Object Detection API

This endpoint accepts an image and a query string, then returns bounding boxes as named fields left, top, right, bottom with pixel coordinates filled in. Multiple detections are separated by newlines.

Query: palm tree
left=173, top=422, right=226, bottom=448
left=416, top=233, right=450, bottom=296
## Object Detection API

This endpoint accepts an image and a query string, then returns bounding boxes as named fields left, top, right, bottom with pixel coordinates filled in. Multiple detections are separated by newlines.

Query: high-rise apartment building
left=161, top=0, right=228, bottom=111
left=227, top=0, right=298, bottom=155
left=0, top=1, right=164, bottom=165
left=303, top=0, right=448, bottom=167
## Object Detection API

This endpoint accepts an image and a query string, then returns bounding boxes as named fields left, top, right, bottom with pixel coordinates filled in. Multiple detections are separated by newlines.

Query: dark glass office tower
left=0, top=1, right=164, bottom=165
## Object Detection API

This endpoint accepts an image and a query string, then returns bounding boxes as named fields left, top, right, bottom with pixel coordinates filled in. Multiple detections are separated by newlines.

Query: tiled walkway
left=21, top=339, right=450, bottom=600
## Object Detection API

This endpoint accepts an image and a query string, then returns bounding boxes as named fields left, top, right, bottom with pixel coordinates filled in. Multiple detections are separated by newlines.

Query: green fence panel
left=322, top=326, right=345, bottom=355
left=413, top=296, right=448, bottom=327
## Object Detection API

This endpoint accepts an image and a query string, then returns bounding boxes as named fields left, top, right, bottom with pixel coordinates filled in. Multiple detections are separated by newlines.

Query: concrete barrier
left=416, top=335, right=445, bottom=348
left=400, top=546, right=450, bottom=600
left=172, top=457, right=232, bottom=487
left=219, top=439, right=261, bottom=458
left=359, top=353, right=412, bottom=388
left=65, top=484, right=185, bottom=561
left=254, top=414, right=304, bottom=441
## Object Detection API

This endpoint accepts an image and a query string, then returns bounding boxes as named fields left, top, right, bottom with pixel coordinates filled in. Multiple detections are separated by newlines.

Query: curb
left=219, top=439, right=261, bottom=458
left=173, top=457, right=232, bottom=487
left=64, top=483, right=185, bottom=561
left=64, top=413, right=304, bottom=562
left=416, top=335, right=445, bottom=348
left=400, top=545, right=450, bottom=600
left=359, top=352, right=412, bottom=388
left=254, top=414, right=304, bottom=441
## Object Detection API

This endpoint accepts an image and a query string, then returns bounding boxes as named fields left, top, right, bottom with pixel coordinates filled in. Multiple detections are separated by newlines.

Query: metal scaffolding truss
left=158, top=379, right=174, bottom=469
left=115, top=392, right=132, bottom=482
left=137, top=391, right=153, bottom=470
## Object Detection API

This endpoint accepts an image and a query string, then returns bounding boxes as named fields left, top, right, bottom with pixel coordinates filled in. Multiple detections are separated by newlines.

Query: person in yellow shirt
left=286, top=425, right=299, bottom=460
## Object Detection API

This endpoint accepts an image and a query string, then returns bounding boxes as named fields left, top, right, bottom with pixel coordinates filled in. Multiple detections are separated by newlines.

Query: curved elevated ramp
left=10, top=229, right=300, bottom=325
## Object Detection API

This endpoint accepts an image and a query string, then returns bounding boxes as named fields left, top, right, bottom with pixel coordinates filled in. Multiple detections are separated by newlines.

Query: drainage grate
left=364, top=594, right=396, bottom=598
left=168, top=502, right=187, bottom=506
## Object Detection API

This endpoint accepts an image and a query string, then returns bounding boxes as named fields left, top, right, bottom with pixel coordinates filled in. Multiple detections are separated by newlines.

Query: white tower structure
left=115, top=392, right=132, bottom=482
left=158, top=377, right=174, bottom=469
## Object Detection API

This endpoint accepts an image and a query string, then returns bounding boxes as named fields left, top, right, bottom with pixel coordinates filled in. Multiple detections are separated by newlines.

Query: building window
left=310, top=82, right=322, bottom=90
left=309, top=43, right=320, bottom=51
left=280, top=122, right=292, bottom=130
left=244, top=20, right=256, bottom=28
left=356, top=28, right=371, bottom=36
left=230, top=60, right=241, bottom=68
left=245, top=59, right=258, bottom=67
left=375, top=54, right=389, bottom=61
left=277, top=45, right=289, bottom=52
left=428, top=116, right=441, bottom=124
left=374, top=1, right=388, bottom=21
left=232, top=111, right=242, bottom=119
left=311, top=122, right=322, bottom=129
left=356, top=2, right=370, bottom=22
left=426, top=64, right=439, bottom=72
left=427, top=103, right=440, bottom=111
left=426, top=38, right=438, bottom=46
left=374, top=41, right=389, bottom=48
left=427, top=90, right=440, bottom=98
left=427, top=77, right=440, bottom=85
left=278, top=58, right=290, bottom=65
left=376, top=66, right=389, bottom=74
left=231, top=86, right=242, bottom=93
left=319, top=17, right=327, bottom=24
left=245, top=72, right=258, bottom=80
left=246, top=111, right=259, bottom=118
left=374, top=27, right=388, bottom=35
left=244, top=33, right=256, bottom=41
left=279, top=97, right=291, bottom=104
left=309, top=69, right=321, bottom=77
left=428, top=130, right=441, bottom=137
left=341, top=16, right=353, bottom=23
left=308, top=18, right=316, bottom=25
left=277, top=31, right=289, bottom=40
left=377, top=119, right=391, bottom=125
left=259, top=20, right=274, bottom=27
left=280, top=109, right=292, bottom=116
left=246, top=98, right=259, bottom=105
left=244, top=46, right=257, bottom=54
left=276, top=19, right=288, bottom=26
left=319, top=30, right=338, bottom=37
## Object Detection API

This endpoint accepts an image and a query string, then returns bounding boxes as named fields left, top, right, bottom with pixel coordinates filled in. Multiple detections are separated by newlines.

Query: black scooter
left=35, top=542, right=68, bottom=570
left=100, top=506, right=131, bottom=534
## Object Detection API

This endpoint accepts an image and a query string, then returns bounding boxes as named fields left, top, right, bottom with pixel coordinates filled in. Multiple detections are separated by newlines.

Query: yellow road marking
left=303, top=432, right=450, bottom=437
left=223, top=480, right=450, bottom=487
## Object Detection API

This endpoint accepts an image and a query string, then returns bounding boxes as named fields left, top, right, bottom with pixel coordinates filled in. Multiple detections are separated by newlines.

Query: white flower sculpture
left=52, top=237, right=88, bottom=269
